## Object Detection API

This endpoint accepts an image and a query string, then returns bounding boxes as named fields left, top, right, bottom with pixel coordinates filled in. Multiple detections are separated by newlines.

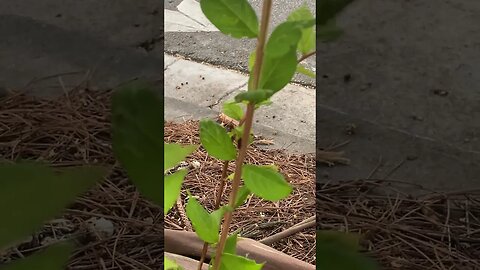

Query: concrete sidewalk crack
left=178, top=11, right=208, bottom=28
left=207, top=81, right=248, bottom=109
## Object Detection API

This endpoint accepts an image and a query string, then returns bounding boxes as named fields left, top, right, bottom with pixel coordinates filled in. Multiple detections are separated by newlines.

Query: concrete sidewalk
left=164, top=53, right=316, bottom=154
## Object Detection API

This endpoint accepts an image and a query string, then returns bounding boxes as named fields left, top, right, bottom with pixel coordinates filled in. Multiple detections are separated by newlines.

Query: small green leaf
left=164, top=143, right=198, bottom=171
left=318, top=20, right=344, bottom=42
left=287, top=4, right=316, bottom=54
left=317, top=0, right=354, bottom=26
left=296, top=64, right=316, bottom=78
left=0, top=163, right=106, bottom=249
left=224, top=233, right=238, bottom=255
left=242, top=165, right=292, bottom=201
left=164, top=169, right=188, bottom=215
left=317, top=230, right=379, bottom=270
left=219, top=253, right=264, bottom=270
left=112, top=82, right=165, bottom=206
left=200, top=119, right=237, bottom=161
left=186, top=197, right=227, bottom=243
left=248, top=51, right=256, bottom=72
left=234, top=90, right=274, bottom=104
left=248, top=133, right=255, bottom=145
left=165, top=256, right=183, bottom=270
left=0, top=242, right=73, bottom=270
left=223, top=101, right=244, bottom=121
left=229, top=125, right=244, bottom=142
left=200, top=0, right=258, bottom=38
left=234, top=185, right=251, bottom=208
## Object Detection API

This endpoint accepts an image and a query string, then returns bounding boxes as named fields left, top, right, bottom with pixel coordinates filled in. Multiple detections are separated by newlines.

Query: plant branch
left=196, top=161, right=229, bottom=270
left=259, top=216, right=315, bottom=245
left=211, top=1, right=273, bottom=269
left=298, top=51, right=316, bottom=63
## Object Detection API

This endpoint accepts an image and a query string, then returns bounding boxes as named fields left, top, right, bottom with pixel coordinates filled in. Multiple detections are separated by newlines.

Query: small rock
left=406, top=155, right=418, bottom=161
left=360, top=82, right=372, bottom=91
left=411, top=115, right=424, bottom=121
left=431, top=89, right=449, bottom=97
left=190, top=160, right=201, bottom=169
left=86, top=217, right=115, bottom=239
left=345, top=123, right=357, bottom=135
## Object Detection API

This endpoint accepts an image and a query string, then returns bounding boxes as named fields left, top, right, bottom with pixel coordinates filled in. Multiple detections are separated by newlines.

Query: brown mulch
left=0, top=87, right=316, bottom=268
left=317, top=180, right=480, bottom=269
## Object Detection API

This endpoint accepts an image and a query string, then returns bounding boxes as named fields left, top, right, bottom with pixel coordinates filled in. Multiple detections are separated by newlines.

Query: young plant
left=112, top=1, right=378, bottom=270
left=184, top=0, right=316, bottom=269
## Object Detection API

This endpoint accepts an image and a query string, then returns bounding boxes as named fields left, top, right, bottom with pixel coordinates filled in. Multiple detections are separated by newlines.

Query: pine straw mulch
left=317, top=180, right=480, bottom=269
left=0, top=87, right=316, bottom=268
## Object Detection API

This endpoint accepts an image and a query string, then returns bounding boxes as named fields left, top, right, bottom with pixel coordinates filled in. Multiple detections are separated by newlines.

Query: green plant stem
left=196, top=161, right=229, bottom=270
left=298, top=51, right=316, bottom=63
left=211, top=1, right=272, bottom=269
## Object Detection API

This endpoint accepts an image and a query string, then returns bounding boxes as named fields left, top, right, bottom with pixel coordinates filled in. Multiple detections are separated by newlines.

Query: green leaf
left=242, top=165, right=292, bottom=201
left=248, top=51, right=256, bottom=72
left=200, top=0, right=258, bottom=38
left=165, top=256, right=183, bottom=270
left=234, top=90, right=274, bottom=104
left=164, top=143, right=198, bottom=171
left=224, top=233, right=238, bottom=255
left=318, top=20, right=344, bottom=42
left=112, top=81, right=165, bottom=206
left=185, top=197, right=227, bottom=243
left=228, top=125, right=245, bottom=142
left=0, top=163, right=106, bottom=249
left=317, top=0, right=354, bottom=26
left=254, top=20, right=314, bottom=93
left=317, top=230, right=361, bottom=251
left=317, top=230, right=379, bottom=270
left=219, top=253, right=264, bottom=270
left=164, top=169, right=188, bottom=215
left=200, top=119, right=237, bottom=161
left=296, top=64, right=316, bottom=78
left=287, top=4, right=316, bottom=54
left=223, top=102, right=244, bottom=121
left=259, top=46, right=298, bottom=93
left=1, top=242, right=73, bottom=270
left=254, top=99, right=273, bottom=109
left=259, top=164, right=279, bottom=171
left=234, top=185, right=251, bottom=208
left=265, top=22, right=303, bottom=58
